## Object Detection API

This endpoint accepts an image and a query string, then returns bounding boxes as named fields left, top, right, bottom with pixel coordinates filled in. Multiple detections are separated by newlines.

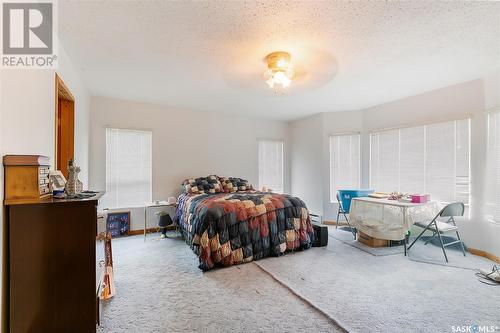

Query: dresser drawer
left=38, top=166, right=50, bottom=174
left=39, top=184, right=50, bottom=195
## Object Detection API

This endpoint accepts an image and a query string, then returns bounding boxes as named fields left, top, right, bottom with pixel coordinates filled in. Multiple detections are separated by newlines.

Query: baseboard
left=322, top=220, right=348, bottom=226
left=469, top=248, right=500, bottom=264
left=128, top=225, right=176, bottom=236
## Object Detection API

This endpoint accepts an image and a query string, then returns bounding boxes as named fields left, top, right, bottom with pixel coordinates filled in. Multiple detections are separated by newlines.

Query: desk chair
left=336, top=192, right=356, bottom=239
left=407, top=202, right=466, bottom=262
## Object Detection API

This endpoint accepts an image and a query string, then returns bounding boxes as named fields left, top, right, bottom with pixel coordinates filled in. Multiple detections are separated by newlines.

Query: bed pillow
left=219, top=177, right=254, bottom=193
left=182, top=175, right=222, bottom=194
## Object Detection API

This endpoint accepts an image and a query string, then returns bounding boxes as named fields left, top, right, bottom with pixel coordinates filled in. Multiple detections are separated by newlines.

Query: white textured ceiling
left=59, top=1, right=500, bottom=121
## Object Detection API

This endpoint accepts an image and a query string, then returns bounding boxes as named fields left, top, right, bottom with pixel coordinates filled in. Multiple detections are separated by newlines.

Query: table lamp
left=158, top=213, right=173, bottom=238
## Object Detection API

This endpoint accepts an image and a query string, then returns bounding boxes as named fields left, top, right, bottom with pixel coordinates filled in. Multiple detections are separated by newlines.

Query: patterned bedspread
left=175, top=191, right=314, bottom=270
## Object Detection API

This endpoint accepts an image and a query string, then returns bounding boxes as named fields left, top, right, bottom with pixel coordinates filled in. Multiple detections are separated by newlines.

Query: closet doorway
left=55, top=74, right=75, bottom=178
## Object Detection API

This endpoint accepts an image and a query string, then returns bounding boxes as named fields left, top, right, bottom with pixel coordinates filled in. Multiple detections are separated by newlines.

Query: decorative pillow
left=182, top=175, right=222, bottom=194
left=219, top=177, right=254, bottom=193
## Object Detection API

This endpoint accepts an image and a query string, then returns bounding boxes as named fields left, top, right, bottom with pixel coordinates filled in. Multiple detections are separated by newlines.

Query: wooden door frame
left=55, top=74, right=75, bottom=174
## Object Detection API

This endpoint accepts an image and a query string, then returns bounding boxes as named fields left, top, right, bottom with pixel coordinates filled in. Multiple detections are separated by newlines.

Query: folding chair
left=336, top=192, right=356, bottom=239
left=407, top=202, right=466, bottom=262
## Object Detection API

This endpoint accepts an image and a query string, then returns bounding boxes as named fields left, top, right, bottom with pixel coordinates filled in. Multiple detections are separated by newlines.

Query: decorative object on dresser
left=49, top=169, right=67, bottom=191
left=106, top=211, right=131, bottom=238
left=64, top=158, right=83, bottom=195
left=4, top=191, right=105, bottom=332
left=3, top=154, right=51, bottom=204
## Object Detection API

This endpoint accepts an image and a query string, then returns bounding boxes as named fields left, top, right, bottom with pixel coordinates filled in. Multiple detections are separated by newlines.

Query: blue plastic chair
left=336, top=192, right=356, bottom=239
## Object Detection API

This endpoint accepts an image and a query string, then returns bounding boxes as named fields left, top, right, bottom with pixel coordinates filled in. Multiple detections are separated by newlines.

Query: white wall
left=290, top=78, right=500, bottom=256
left=289, top=113, right=324, bottom=215
left=1, top=45, right=90, bottom=183
left=57, top=46, right=91, bottom=185
left=477, top=70, right=500, bottom=257
left=89, top=96, right=290, bottom=230
left=484, top=70, right=500, bottom=112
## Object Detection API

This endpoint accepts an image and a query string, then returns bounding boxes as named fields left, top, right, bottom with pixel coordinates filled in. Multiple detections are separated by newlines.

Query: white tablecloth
left=349, top=197, right=439, bottom=240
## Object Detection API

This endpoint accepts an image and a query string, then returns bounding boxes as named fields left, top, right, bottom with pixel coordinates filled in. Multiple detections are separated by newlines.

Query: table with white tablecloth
left=349, top=197, right=439, bottom=241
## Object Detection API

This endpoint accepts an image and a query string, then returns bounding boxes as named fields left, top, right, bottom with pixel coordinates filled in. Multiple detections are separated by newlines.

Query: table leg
left=403, top=208, right=407, bottom=256
left=404, top=234, right=407, bottom=256
left=144, top=206, right=147, bottom=241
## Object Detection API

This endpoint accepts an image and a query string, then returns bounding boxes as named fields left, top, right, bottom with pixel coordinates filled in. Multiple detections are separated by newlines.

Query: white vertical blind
left=329, top=134, right=361, bottom=202
left=370, top=119, right=470, bottom=204
left=370, top=129, right=400, bottom=193
left=399, top=126, right=425, bottom=193
left=455, top=119, right=471, bottom=204
left=486, top=111, right=500, bottom=224
left=425, top=121, right=456, bottom=203
left=258, top=139, right=284, bottom=193
left=105, top=128, right=152, bottom=209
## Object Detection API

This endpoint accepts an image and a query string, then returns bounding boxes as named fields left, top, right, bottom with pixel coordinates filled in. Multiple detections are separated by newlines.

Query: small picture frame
left=49, top=170, right=67, bottom=191
left=106, top=211, right=130, bottom=238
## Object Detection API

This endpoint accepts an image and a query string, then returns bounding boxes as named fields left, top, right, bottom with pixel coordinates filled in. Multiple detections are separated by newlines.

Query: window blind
left=329, top=133, right=361, bottom=202
left=370, top=119, right=470, bottom=205
left=258, top=139, right=284, bottom=193
left=105, top=128, right=152, bottom=209
left=370, top=129, right=400, bottom=193
left=486, top=111, right=500, bottom=224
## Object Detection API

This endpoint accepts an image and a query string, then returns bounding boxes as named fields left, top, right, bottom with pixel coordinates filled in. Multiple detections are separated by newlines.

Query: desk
left=144, top=201, right=177, bottom=241
left=349, top=197, right=438, bottom=241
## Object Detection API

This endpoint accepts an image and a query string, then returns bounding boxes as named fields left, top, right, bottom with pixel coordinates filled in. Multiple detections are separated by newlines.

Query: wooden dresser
left=5, top=192, right=104, bottom=333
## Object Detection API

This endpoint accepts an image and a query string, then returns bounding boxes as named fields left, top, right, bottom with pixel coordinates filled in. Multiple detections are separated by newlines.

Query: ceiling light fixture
left=263, top=51, right=294, bottom=92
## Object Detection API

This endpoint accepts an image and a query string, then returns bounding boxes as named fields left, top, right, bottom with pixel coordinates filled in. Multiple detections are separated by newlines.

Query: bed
left=175, top=176, right=314, bottom=270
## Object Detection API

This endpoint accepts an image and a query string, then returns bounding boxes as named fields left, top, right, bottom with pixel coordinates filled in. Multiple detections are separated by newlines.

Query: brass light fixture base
left=264, top=51, right=291, bottom=69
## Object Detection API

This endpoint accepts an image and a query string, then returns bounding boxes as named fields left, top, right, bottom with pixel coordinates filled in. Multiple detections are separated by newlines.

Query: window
left=370, top=119, right=470, bottom=205
left=258, top=139, right=284, bottom=193
left=329, top=133, right=361, bottom=202
left=105, top=128, right=152, bottom=209
left=486, top=111, right=500, bottom=223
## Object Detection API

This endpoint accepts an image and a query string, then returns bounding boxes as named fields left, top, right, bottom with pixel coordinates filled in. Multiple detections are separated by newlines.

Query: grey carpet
left=97, top=234, right=344, bottom=333
left=99, top=231, right=499, bottom=333
left=406, top=235, right=493, bottom=270
left=256, top=230, right=500, bottom=333
left=330, top=226, right=492, bottom=270
left=333, top=225, right=492, bottom=269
